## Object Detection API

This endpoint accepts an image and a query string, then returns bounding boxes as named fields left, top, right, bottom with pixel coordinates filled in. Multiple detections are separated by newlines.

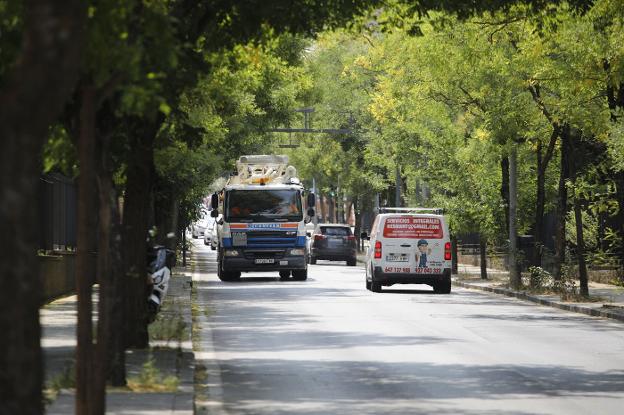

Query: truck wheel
left=219, top=271, right=241, bottom=282
left=279, top=270, right=291, bottom=280
left=292, top=269, right=307, bottom=281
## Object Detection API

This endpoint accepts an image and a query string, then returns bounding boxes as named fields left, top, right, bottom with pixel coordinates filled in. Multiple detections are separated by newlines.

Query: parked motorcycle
left=147, top=245, right=176, bottom=321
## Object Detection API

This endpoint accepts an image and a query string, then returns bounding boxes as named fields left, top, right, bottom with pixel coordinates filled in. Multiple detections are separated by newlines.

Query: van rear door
left=382, top=215, right=446, bottom=274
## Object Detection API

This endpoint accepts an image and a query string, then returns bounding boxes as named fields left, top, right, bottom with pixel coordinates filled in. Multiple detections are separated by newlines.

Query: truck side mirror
left=210, top=193, right=219, bottom=217
left=307, top=193, right=316, bottom=208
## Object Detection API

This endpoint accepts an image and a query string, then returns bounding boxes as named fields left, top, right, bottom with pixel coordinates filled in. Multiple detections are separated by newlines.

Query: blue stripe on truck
left=221, top=235, right=306, bottom=248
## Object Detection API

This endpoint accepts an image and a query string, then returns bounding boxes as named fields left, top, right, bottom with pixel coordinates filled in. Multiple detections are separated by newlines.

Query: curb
left=453, top=280, right=624, bottom=323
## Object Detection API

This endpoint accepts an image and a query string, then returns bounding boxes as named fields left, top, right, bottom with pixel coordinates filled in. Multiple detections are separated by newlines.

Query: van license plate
left=255, top=258, right=274, bottom=264
left=386, top=254, right=408, bottom=262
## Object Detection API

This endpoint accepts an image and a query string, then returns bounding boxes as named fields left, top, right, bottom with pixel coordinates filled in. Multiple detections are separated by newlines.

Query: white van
left=364, top=208, right=452, bottom=293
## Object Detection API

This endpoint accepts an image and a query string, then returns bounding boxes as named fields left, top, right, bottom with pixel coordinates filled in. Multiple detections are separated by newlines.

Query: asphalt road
left=192, top=241, right=624, bottom=415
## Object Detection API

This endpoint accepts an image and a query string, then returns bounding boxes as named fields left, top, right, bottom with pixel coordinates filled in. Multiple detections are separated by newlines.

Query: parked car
left=210, top=216, right=221, bottom=251
left=305, top=222, right=315, bottom=256
left=309, top=224, right=357, bottom=266
left=192, top=219, right=208, bottom=239
left=203, top=224, right=213, bottom=246
left=364, top=208, right=451, bottom=294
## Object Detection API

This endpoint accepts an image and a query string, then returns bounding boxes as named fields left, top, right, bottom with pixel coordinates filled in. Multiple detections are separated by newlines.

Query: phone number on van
left=384, top=267, right=442, bottom=274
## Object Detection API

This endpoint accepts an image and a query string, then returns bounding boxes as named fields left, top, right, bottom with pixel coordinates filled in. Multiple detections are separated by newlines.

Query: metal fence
left=39, top=173, right=77, bottom=251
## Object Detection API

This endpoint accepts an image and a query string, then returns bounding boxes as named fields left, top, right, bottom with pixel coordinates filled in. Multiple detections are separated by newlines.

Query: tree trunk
left=328, top=195, right=335, bottom=223
left=534, top=142, right=545, bottom=267
left=501, top=156, right=510, bottom=232
left=479, top=235, right=488, bottom=280
left=603, top=66, right=624, bottom=273
left=0, top=2, right=85, bottom=413
left=533, top=127, right=559, bottom=268
left=354, top=197, right=362, bottom=251
left=573, top=197, right=589, bottom=296
left=509, top=145, right=520, bottom=289
left=615, top=171, right=624, bottom=273
left=554, top=125, right=571, bottom=280
left=107, top=195, right=127, bottom=386
left=122, top=118, right=160, bottom=349
left=451, top=235, right=458, bottom=275
left=75, top=84, right=97, bottom=415
left=93, top=146, right=112, bottom=414
left=395, top=164, right=402, bottom=207
left=94, top=102, right=127, bottom=388
left=168, top=198, right=180, bottom=250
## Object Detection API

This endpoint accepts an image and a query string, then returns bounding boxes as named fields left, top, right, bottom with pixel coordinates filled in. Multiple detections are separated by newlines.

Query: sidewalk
left=44, top=268, right=194, bottom=414
left=455, top=263, right=624, bottom=323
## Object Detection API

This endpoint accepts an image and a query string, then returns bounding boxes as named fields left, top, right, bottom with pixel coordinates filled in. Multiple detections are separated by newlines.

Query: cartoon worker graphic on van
left=416, top=239, right=431, bottom=268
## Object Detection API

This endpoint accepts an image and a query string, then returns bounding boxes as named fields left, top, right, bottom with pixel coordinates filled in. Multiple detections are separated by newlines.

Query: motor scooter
left=147, top=244, right=176, bottom=321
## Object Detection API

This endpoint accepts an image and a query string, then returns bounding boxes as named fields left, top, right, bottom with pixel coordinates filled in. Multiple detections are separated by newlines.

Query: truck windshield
left=226, top=189, right=302, bottom=222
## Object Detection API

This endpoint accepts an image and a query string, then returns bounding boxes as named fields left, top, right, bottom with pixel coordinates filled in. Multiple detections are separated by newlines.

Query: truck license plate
left=254, top=258, right=274, bottom=264
left=232, top=232, right=247, bottom=246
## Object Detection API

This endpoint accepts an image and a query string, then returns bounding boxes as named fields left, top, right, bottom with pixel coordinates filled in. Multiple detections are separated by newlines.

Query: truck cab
left=211, top=155, right=315, bottom=281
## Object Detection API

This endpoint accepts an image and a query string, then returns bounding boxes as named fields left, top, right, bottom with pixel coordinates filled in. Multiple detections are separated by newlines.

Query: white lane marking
left=192, top=245, right=229, bottom=415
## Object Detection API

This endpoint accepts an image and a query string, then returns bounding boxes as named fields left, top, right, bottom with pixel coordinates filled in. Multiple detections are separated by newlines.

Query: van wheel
left=371, top=281, right=382, bottom=293
left=365, top=279, right=371, bottom=291
left=279, top=270, right=291, bottom=280
left=347, top=258, right=356, bottom=266
left=434, top=277, right=452, bottom=294
left=309, top=256, right=317, bottom=265
left=292, top=269, right=308, bottom=281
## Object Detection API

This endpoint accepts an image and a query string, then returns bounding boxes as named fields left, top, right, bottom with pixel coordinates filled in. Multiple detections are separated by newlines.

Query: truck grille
left=243, top=249, right=286, bottom=260
left=246, top=230, right=297, bottom=247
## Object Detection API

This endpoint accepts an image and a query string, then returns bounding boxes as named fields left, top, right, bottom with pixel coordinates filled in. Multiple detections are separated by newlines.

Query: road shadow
left=376, top=287, right=437, bottom=295
left=215, top=358, right=624, bottom=415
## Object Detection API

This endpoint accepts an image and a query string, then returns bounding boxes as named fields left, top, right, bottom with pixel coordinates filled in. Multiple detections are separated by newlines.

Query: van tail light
left=374, top=241, right=382, bottom=259
left=314, top=234, right=326, bottom=241
left=444, top=242, right=452, bottom=260
left=347, top=235, right=356, bottom=241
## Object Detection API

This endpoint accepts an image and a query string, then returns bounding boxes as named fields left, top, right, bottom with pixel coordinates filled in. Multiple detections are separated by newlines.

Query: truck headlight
left=289, top=248, right=305, bottom=256
left=224, top=249, right=240, bottom=257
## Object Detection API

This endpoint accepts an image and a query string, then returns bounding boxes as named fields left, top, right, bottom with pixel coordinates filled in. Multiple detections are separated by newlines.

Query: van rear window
left=383, top=216, right=443, bottom=239
left=321, top=227, right=351, bottom=236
